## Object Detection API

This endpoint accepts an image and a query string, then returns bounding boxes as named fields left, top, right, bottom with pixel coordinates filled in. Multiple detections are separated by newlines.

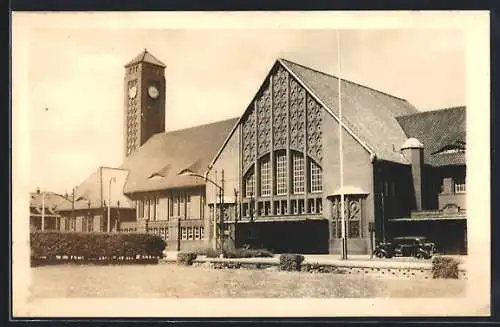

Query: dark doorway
left=235, top=220, right=329, bottom=254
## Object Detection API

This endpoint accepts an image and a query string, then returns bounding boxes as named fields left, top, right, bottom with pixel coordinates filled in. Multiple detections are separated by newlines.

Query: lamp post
left=178, top=168, right=225, bottom=256
left=108, top=177, right=116, bottom=232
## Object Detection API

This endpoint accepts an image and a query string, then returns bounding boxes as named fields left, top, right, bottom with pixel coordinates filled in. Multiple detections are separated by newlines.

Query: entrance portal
left=235, top=219, right=329, bottom=254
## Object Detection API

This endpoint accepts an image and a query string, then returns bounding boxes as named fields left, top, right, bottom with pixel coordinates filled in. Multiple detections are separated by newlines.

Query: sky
left=21, top=26, right=465, bottom=194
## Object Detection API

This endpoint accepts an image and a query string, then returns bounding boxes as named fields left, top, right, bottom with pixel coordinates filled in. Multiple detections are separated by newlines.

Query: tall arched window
left=292, top=152, right=305, bottom=194
left=260, top=156, right=271, bottom=196
left=276, top=152, right=287, bottom=195
left=310, top=160, right=322, bottom=193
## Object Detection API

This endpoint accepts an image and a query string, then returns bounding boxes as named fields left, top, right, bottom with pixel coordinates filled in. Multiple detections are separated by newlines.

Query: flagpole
left=337, top=30, right=347, bottom=260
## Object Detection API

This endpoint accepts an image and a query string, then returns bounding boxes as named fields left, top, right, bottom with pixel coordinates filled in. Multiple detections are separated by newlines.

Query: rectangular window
left=276, top=154, right=287, bottom=195
left=138, top=200, right=144, bottom=218
left=317, top=198, right=323, bottom=214
left=291, top=200, right=298, bottom=214
left=88, top=217, right=94, bottom=232
left=309, top=199, right=316, bottom=214
left=348, top=221, right=360, bottom=238
left=69, top=217, right=76, bottom=231
left=281, top=200, right=288, bottom=215
left=293, top=153, right=305, bottom=194
left=187, top=227, right=194, bottom=240
left=299, top=199, right=305, bottom=214
left=200, top=227, right=205, bottom=239
left=245, top=172, right=255, bottom=197
left=194, top=226, right=201, bottom=240
left=260, top=157, right=271, bottom=196
left=454, top=176, right=466, bottom=193
left=155, top=193, right=159, bottom=220
left=274, top=201, right=280, bottom=215
left=264, top=201, right=271, bottom=216
left=181, top=227, right=187, bottom=240
left=144, top=197, right=150, bottom=219
left=186, top=195, right=191, bottom=218
left=310, top=161, right=323, bottom=193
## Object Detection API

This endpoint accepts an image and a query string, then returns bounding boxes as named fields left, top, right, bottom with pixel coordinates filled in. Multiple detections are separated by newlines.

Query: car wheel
left=375, top=251, right=385, bottom=259
left=415, top=252, right=424, bottom=259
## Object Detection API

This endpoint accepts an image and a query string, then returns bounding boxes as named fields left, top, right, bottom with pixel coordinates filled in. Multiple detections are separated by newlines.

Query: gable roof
left=209, top=59, right=419, bottom=168
left=125, top=49, right=166, bottom=68
left=396, top=106, right=466, bottom=167
left=279, top=59, right=419, bottom=164
left=121, top=117, right=239, bottom=194
left=58, top=167, right=135, bottom=211
left=30, top=191, right=71, bottom=213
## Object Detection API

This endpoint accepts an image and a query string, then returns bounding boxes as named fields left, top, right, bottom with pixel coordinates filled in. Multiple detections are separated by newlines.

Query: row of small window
left=242, top=198, right=323, bottom=217
left=245, top=151, right=322, bottom=198
left=150, top=227, right=168, bottom=240
left=62, top=217, right=94, bottom=232
left=454, top=176, right=466, bottom=194
left=136, top=193, right=205, bottom=220
left=180, top=226, right=205, bottom=241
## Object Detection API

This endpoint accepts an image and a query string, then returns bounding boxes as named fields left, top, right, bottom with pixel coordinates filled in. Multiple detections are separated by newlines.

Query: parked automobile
left=373, top=236, right=436, bottom=259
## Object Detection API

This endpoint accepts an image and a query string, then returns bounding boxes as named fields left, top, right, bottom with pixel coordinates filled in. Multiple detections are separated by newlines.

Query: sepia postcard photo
left=11, top=11, right=491, bottom=318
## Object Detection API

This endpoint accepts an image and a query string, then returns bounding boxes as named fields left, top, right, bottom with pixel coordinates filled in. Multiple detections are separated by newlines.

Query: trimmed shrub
left=279, top=253, right=305, bottom=272
left=30, top=231, right=166, bottom=263
left=224, top=248, right=274, bottom=258
left=432, top=256, right=460, bottom=279
left=193, top=246, right=219, bottom=258
left=177, top=252, right=197, bottom=266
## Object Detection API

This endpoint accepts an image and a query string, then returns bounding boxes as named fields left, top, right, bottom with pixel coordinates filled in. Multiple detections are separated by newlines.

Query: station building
left=56, top=50, right=467, bottom=254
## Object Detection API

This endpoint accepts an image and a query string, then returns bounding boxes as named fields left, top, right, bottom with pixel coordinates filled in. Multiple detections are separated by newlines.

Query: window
left=186, top=195, right=191, bottom=217
left=317, top=198, right=323, bottom=214
left=309, top=199, right=316, bottom=214
left=260, top=157, right=271, bottom=196
left=276, top=153, right=287, bottom=195
left=144, top=197, right=150, bottom=219
left=154, top=193, right=159, bottom=220
left=194, top=227, right=201, bottom=240
left=181, top=227, right=187, bottom=240
left=293, top=153, right=305, bottom=194
left=69, top=217, right=76, bottom=231
left=310, top=161, right=322, bottom=193
left=245, top=171, right=255, bottom=198
left=175, top=195, right=180, bottom=216
left=454, top=176, right=466, bottom=193
left=200, top=227, right=205, bottom=239
left=138, top=200, right=144, bottom=218
left=187, top=227, right=194, bottom=240
left=281, top=200, right=288, bottom=215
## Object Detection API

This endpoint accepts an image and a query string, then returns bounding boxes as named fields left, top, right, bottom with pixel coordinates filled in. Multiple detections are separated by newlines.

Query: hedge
left=279, top=254, right=305, bottom=272
left=177, top=252, right=197, bottom=265
left=30, top=231, right=166, bottom=261
left=432, top=256, right=460, bottom=279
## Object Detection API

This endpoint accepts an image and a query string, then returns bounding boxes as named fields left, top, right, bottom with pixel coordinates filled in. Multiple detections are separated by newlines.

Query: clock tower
left=124, top=49, right=166, bottom=158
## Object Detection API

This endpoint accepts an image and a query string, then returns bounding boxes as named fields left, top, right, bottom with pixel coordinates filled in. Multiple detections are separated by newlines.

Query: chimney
left=36, top=187, right=41, bottom=194
left=401, top=138, right=424, bottom=211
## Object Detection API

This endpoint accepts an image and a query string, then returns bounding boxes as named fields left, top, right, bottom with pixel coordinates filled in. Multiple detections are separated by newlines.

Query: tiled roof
left=58, top=167, right=135, bottom=211
left=125, top=49, right=166, bottom=68
left=121, top=117, right=239, bottom=194
left=396, top=106, right=466, bottom=167
left=280, top=59, right=419, bottom=164
left=30, top=191, right=71, bottom=213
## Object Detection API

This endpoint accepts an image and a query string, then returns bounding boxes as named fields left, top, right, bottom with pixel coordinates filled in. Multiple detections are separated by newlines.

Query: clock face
left=148, top=85, right=159, bottom=99
left=128, top=85, right=137, bottom=99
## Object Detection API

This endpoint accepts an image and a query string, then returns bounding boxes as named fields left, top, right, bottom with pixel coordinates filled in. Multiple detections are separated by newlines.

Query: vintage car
left=373, top=236, right=436, bottom=259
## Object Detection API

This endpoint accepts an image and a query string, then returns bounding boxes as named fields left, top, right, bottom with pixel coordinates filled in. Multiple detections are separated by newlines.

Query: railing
left=409, top=209, right=467, bottom=219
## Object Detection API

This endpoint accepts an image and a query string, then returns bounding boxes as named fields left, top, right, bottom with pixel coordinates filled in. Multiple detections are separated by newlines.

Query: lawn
left=29, top=264, right=465, bottom=298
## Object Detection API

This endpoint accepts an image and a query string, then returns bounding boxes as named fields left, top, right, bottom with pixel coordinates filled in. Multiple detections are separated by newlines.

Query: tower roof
left=125, top=49, right=166, bottom=68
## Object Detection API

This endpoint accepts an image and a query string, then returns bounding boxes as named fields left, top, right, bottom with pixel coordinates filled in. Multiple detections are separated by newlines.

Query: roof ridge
left=396, top=106, right=465, bottom=119
left=279, top=58, right=409, bottom=102
left=164, top=117, right=240, bottom=135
